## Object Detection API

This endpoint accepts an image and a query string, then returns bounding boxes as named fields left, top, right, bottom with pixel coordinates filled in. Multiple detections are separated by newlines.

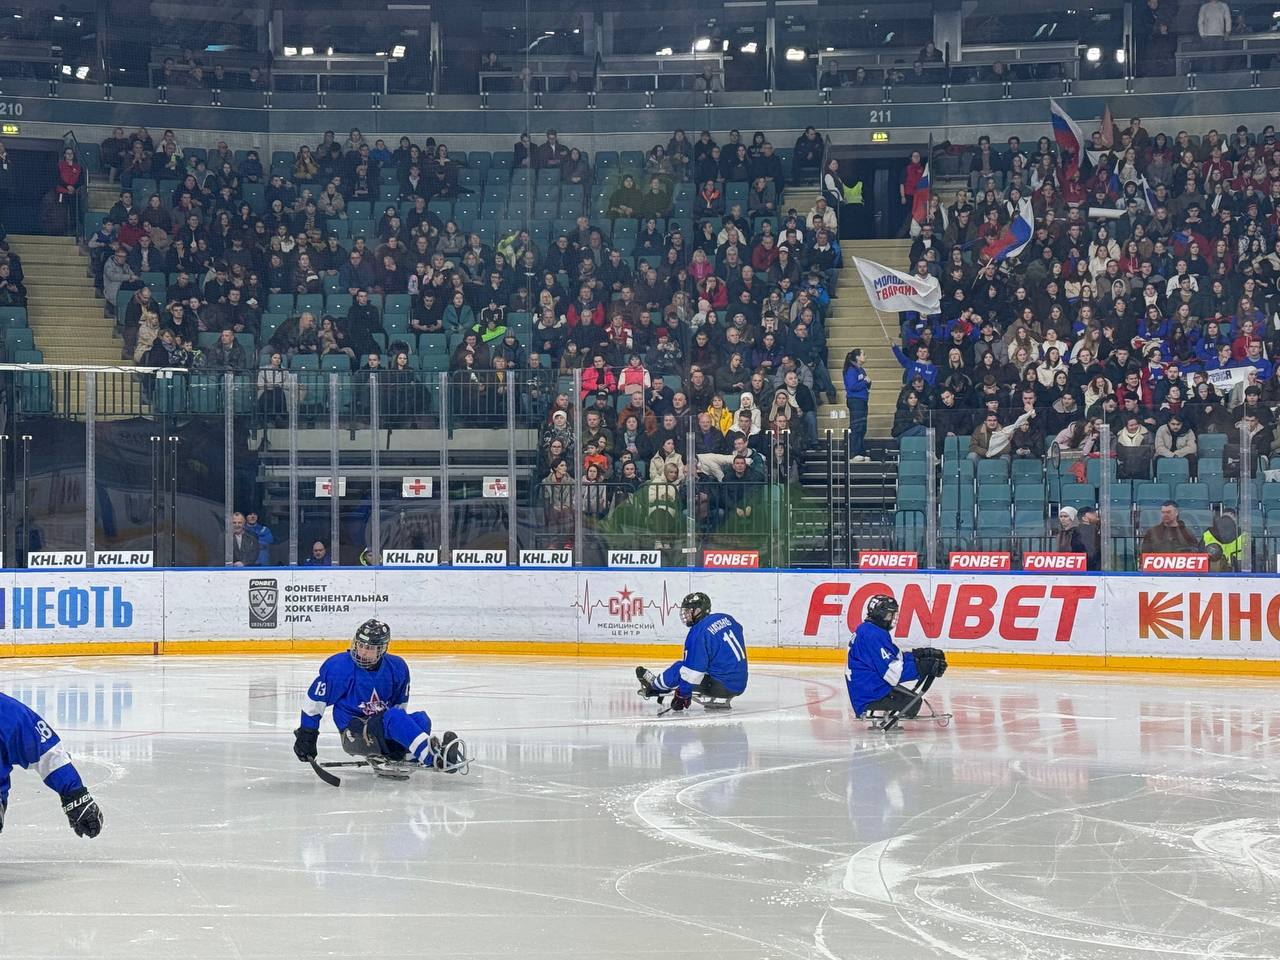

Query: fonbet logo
left=1023, top=552, right=1087, bottom=572
left=1139, top=553, right=1209, bottom=573
left=858, top=551, right=918, bottom=569
left=1139, top=589, right=1280, bottom=642
left=804, top=580, right=1096, bottom=642
left=702, top=550, right=760, bottom=568
left=948, top=552, right=1011, bottom=571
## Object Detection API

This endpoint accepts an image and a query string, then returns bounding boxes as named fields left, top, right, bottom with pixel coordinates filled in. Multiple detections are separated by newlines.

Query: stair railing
left=825, top=428, right=835, bottom=566
left=62, top=129, right=87, bottom=243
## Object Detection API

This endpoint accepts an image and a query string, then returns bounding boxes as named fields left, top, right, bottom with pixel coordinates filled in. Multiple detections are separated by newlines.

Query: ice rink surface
left=1, top=656, right=1280, bottom=959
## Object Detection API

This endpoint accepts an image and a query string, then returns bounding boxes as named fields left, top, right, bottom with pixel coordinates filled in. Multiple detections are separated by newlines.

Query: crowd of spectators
left=893, top=114, right=1280, bottom=560
left=78, top=123, right=838, bottom=539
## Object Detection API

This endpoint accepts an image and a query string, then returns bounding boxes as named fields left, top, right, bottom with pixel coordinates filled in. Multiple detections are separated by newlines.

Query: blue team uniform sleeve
left=660, top=625, right=710, bottom=696
left=299, top=658, right=338, bottom=730
left=7, top=702, right=84, bottom=797
left=900, top=651, right=920, bottom=684
left=679, top=627, right=713, bottom=696
left=393, top=661, right=411, bottom=709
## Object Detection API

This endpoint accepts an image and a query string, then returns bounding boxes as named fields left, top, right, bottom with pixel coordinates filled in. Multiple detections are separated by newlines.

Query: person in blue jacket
left=846, top=595, right=947, bottom=718
left=637, top=592, right=747, bottom=710
left=843, top=348, right=871, bottom=462
left=244, top=511, right=275, bottom=566
left=891, top=338, right=938, bottom=386
left=0, top=692, right=104, bottom=839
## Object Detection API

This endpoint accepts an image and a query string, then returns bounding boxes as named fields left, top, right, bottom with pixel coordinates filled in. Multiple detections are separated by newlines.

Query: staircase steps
left=6, top=235, right=139, bottom=413
left=820, top=238, right=913, bottom=437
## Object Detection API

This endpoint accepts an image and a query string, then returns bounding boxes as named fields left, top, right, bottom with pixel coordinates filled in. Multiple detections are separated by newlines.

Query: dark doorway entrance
left=827, top=144, right=926, bottom=241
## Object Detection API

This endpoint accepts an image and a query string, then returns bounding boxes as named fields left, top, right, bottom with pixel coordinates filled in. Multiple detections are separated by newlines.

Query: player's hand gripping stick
left=293, top=727, right=319, bottom=763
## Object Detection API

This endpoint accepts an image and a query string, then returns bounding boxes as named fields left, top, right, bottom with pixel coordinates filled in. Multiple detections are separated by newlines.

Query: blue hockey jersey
left=299, top=652, right=411, bottom=733
left=845, top=621, right=919, bottom=714
left=661, top=612, right=749, bottom=697
left=0, top=691, right=84, bottom=803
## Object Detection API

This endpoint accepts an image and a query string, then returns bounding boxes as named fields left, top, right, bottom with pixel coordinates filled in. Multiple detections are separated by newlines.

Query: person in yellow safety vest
left=1203, top=508, right=1246, bottom=573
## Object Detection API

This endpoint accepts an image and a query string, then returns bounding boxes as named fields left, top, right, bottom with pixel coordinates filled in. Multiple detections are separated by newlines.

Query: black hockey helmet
left=350, top=618, right=391, bottom=670
left=680, top=592, right=712, bottom=626
left=865, top=594, right=899, bottom=630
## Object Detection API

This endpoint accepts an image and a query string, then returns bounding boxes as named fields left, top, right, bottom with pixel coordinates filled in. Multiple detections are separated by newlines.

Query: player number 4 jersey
left=845, top=621, right=918, bottom=713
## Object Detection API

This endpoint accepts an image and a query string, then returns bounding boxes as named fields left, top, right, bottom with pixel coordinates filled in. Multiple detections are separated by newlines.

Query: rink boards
left=0, top=568, right=1278, bottom=673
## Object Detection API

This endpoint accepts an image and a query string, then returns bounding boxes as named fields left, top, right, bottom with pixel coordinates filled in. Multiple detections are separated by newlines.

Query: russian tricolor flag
left=1050, top=98, right=1086, bottom=180
left=1140, top=174, right=1159, bottom=212
left=981, top=198, right=1034, bottom=262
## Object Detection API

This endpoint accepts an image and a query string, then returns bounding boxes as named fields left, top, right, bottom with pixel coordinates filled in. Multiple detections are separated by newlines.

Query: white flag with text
left=853, top=257, right=941, bottom=314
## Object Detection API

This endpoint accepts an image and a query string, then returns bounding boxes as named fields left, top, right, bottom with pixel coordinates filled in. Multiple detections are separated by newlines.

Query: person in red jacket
left=580, top=353, right=618, bottom=398
left=565, top=284, right=604, bottom=328
left=56, top=147, right=84, bottom=198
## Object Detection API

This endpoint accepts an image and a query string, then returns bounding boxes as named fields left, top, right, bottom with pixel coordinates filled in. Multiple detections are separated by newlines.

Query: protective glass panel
left=15, top=369, right=87, bottom=564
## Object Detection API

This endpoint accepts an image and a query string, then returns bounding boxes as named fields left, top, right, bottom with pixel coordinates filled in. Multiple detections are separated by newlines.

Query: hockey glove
left=0, top=799, right=5, bottom=835
left=913, top=648, right=948, bottom=679
left=293, top=726, right=319, bottom=763
left=61, top=787, right=103, bottom=839
left=670, top=691, right=692, bottom=712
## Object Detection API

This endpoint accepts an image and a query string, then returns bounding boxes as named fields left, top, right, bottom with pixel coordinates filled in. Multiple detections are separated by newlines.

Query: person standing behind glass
left=844, top=349, right=871, bottom=462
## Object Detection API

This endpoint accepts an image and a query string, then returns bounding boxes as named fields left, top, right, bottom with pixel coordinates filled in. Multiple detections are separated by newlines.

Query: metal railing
left=0, top=366, right=801, bottom=569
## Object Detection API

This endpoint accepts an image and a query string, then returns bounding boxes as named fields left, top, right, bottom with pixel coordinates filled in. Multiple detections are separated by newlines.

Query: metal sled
left=858, top=684, right=952, bottom=732
left=310, top=738, right=474, bottom=786
left=692, top=693, right=734, bottom=710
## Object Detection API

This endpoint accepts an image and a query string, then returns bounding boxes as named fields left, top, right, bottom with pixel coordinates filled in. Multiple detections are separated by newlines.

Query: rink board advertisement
left=3, top=569, right=1280, bottom=665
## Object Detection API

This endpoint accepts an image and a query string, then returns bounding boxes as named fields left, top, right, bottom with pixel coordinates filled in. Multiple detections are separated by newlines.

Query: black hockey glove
left=914, top=648, right=948, bottom=679
left=670, top=691, right=692, bottom=712
left=61, top=787, right=103, bottom=839
left=293, top=726, right=319, bottom=763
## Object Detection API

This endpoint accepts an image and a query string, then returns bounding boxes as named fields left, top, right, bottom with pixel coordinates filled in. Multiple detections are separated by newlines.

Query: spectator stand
left=1175, top=30, right=1280, bottom=78
left=269, top=52, right=391, bottom=95
left=875, top=405, right=1270, bottom=572
left=814, top=39, right=1080, bottom=95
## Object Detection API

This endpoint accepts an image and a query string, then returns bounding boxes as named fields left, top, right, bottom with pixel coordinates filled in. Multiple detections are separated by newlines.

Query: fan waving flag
left=1140, top=174, right=1159, bottom=212
left=854, top=257, right=942, bottom=314
left=981, top=198, right=1035, bottom=262
left=1050, top=98, right=1086, bottom=180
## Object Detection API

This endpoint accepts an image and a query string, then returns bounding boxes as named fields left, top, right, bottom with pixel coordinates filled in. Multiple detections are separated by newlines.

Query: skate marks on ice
left=1, top=660, right=1280, bottom=958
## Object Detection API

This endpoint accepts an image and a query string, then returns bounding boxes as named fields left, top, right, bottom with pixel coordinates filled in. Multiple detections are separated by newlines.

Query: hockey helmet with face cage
left=865, top=594, right=899, bottom=630
left=350, top=618, right=391, bottom=670
left=680, top=592, right=711, bottom=626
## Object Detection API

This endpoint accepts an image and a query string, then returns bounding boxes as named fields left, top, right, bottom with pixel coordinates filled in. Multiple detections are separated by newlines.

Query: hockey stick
left=879, top=682, right=930, bottom=731
left=311, top=758, right=413, bottom=784
left=309, top=758, right=343, bottom=787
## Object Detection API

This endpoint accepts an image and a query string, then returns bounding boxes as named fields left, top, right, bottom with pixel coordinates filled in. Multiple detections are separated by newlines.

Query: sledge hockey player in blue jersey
left=847, top=595, right=949, bottom=728
left=0, top=691, right=104, bottom=838
left=636, top=592, right=748, bottom=711
left=293, top=619, right=467, bottom=773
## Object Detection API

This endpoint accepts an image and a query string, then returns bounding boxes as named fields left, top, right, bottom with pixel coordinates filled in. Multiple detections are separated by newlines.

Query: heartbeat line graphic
left=571, top=580, right=681, bottom=625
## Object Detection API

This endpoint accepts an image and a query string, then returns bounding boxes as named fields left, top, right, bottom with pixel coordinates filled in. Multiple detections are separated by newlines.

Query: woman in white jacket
left=1088, top=226, right=1121, bottom=284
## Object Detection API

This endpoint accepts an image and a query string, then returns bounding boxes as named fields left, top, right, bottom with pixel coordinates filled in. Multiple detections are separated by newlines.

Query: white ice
left=2, top=656, right=1280, bottom=959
